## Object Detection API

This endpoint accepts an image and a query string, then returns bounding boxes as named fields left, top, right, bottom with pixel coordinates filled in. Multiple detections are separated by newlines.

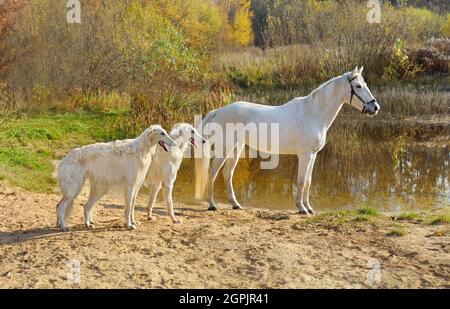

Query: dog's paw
left=172, top=218, right=182, bottom=224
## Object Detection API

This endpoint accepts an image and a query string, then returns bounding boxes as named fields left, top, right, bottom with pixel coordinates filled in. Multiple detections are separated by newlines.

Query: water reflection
left=173, top=137, right=449, bottom=212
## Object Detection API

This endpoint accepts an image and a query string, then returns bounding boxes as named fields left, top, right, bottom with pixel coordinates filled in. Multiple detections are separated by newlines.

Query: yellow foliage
left=229, top=7, right=253, bottom=47
left=145, top=0, right=222, bottom=50
left=442, top=14, right=450, bottom=37
left=216, top=0, right=253, bottom=48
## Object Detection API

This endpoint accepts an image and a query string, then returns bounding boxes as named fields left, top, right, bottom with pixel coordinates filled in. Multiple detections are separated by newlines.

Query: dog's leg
left=125, top=187, right=137, bottom=230
left=131, top=190, right=140, bottom=226
left=147, top=183, right=161, bottom=220
left=57, top=195, right=75, bottom=232
left=162, top=184, right=180, bottom=224
left=84, top=185, right=107, bottom=229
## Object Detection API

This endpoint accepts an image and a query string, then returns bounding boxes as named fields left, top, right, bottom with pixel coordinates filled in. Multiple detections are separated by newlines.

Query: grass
left=316, top=207, right=379, bottom=225
left=395, top=212, right=420, bottom=222
left=429, top=215, right=450, bottom=225
left=355, top=207, right=379, bottom=216
left=0, top=111, right=125, bottom=192
left=386, top=224, right=407, bottom=237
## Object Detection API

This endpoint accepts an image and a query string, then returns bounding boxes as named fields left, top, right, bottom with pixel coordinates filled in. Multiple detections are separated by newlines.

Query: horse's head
left=346, top=67, right=380, bottom=116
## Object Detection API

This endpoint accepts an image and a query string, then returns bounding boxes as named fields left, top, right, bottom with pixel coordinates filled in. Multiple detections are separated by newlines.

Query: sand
left=0, top=182, right=448, bottom=288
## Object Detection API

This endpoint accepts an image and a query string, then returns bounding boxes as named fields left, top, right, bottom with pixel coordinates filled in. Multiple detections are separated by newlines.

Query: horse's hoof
left=172, top=219, right=182, bottom=224
left=232, top=204, right=242, bottom=210
left=208, top=205, right=217, bottom=211
left=85, top=223, right=94, bottom=229
left=61, top=227, right=69, bottom=232
left=308, top=209, right=315, bottom=214
left=298, top=209, right=309, bottom=215
left=127, top=224, right=137, bottom=230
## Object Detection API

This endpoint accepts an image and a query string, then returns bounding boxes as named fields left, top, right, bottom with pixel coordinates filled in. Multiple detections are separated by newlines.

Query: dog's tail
left=194, top=110, right=216, bottom=201
left=56, top=149, right=86, bottom=225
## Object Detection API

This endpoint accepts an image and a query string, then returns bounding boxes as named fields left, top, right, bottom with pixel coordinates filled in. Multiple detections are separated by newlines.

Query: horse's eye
left=356, top=85, right=362, bottom=89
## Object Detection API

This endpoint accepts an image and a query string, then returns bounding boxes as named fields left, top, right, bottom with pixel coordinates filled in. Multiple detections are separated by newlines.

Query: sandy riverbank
left=0, top=182, right=448, bottom=288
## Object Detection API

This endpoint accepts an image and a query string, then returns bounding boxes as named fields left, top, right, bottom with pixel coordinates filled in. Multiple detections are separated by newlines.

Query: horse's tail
left=194, top=110, right=216, bottom=200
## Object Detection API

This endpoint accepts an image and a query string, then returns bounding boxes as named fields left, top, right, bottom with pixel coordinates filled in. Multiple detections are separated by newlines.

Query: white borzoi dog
left=56, top=125, right=176, bottom=231
left=144, top=123, right=205, bottom=223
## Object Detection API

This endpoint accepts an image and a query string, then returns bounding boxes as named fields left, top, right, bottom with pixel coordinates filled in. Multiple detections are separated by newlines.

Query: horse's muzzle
left=365, top=100, right=380, bottom=116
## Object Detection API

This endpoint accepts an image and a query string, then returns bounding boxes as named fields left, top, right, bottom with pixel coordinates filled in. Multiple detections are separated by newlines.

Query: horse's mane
left=309, top=74, right=346, bottom=98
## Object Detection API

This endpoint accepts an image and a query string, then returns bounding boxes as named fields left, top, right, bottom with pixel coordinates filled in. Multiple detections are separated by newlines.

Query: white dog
left=56, top=125, right=176, bottom=231
left=144, top=123, right=205, bottom=223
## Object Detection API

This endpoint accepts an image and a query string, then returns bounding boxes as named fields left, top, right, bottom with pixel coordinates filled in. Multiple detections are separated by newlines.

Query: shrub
left=0, top=0, right=222, bottom=99
left=0, top=82, right=17, bottom=125
left=442, top=14, right=450, bottom=37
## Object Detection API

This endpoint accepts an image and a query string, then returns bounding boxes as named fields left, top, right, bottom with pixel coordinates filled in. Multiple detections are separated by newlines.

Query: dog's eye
left=356, top=85, right=362, bottom=89
left=160, top=132, right=165, bottom=136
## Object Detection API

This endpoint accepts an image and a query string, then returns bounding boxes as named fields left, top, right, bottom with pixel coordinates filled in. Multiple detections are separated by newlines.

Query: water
left=172, top=125, right=450, bottom=212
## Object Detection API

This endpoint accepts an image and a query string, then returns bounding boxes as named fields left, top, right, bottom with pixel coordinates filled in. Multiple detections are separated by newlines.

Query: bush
left=400, top=7, right=446, bottom=43
left=0, top=82, right=18, bottom=125
left=0, top=0, right=222, bottom=99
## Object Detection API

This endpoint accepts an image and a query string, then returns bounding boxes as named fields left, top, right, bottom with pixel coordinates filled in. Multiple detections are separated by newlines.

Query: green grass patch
left=0, top=111, right=126, bottom=192
left=355, top=207, right=379, bottom=217
left=353, top=215, right=370, bottom=222
left=429, top=215, right=450, bottom=225
left=395, top=212, right=419, bottom=221
left=386, top=224, right=406, bottom=237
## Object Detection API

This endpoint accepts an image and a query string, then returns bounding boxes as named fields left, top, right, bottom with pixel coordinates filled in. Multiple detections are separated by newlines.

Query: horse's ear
left=359, top=66, right=364, bottom=74
left=351, top=67, right=358, bottom=78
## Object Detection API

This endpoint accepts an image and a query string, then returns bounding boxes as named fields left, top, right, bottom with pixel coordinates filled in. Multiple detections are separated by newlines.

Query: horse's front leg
left=304, top=154, right=317, bottom=214
left=296, top=153, right=314, bottom=215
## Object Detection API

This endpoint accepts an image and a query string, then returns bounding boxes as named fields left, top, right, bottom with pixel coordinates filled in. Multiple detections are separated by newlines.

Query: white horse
left=144, top=123, right=205, bottom=223
left=195, top=67, right=380, bottom=214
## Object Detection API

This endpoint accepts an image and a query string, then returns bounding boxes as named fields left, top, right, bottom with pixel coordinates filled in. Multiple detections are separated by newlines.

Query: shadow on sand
left=1, top=203, right=211, bottom=245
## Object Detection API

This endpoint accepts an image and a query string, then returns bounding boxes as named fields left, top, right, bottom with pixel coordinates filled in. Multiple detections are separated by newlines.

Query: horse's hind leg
left=223, top=143, right=245, bottom=210
left=207, top=157, right=228, bottom=211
